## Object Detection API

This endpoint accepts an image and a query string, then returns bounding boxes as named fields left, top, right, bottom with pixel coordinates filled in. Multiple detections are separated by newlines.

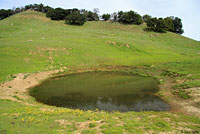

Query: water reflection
left=30, top=72, right=170, bottom=112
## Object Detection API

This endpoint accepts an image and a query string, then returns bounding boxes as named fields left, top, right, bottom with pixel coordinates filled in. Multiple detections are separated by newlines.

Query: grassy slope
left=0, top=11, right=200, bottom=133
left=1, top=11, right=200, bottom=82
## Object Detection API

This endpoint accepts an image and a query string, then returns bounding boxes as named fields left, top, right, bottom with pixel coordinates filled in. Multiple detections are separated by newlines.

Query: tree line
left=0, top=3, right=184, bottom=34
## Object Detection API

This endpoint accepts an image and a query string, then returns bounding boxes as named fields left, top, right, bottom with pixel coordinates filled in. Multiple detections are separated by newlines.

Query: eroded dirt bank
left=0, top=70, right=61, bottom=103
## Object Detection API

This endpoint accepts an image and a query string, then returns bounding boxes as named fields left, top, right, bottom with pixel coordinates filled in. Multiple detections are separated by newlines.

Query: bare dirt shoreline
left=0, top=70, right=60, bottom=103
left=0, top=69, right=199, bottom=117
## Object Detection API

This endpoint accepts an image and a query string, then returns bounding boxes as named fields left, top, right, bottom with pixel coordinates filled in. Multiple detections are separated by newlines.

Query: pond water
left=30, top=72, right=170, bottom=112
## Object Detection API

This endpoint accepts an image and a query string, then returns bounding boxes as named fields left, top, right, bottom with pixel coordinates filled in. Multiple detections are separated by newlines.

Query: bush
left=65, top=11, right=86, bottom=25
left=102, top=13, right=111, bottom=21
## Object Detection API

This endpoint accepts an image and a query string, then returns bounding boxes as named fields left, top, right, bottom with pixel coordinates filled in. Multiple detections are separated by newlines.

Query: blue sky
left=0, top=0, right=199, bottom=41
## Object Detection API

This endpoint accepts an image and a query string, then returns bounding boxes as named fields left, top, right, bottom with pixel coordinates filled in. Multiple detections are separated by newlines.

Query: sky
left=0, top=0, right=199, bottom=41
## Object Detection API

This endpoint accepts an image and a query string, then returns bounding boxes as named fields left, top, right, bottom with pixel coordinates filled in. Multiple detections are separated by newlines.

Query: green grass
left=0, top=11, right=200, bottom=82
left=0, top=11, right=200, bottom=133
left=173, top=80, right=200, bottom=89
left=0, top=100, right=200, bottom=134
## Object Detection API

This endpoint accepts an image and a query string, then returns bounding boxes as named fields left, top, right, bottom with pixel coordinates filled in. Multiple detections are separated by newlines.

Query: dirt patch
left=160, top=79, right=200, bottom=117
left=75, top=120, right=106, bottom=134
left=55, top=119, right=73, bottom=128
left=0, top=70, right=61, bottom=104
left=105, top=41, right=131, bottom=48
left=55, top=119, right=106, bottom=134
left=105, top=41, right=117, bottom=46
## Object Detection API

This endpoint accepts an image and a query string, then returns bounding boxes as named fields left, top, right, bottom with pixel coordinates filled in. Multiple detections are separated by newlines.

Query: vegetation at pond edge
left=0, top=4, right=200, bottom=134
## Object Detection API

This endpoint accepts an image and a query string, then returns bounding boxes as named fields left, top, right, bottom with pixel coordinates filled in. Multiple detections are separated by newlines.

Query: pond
left=30, top=71, right=170, bottom=112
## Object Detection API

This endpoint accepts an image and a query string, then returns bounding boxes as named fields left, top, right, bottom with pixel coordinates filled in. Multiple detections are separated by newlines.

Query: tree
left=92, top=8, right=99, bottom=21
left=173, top=17, right=184, bottom=34
left=102, top=13, right=111, bottom=21
left=143, top=14, right=151, bottom=23
left=38, top=3, right=44, bottom=12
left=146, top=16, right=184, bottom=34
left=85, top=11, right=99, bottom=21
left=93, top=8, right=99, bottom=15
left=155, top=18, right=167, bottom=33
left=146, top=18, right=166, bottom=33
left=86, top=11, right=94, bottom=21
left=146, top=17, right=157, bottom=31
left=164, top=17, right=174, bottom=32
left=117, top=10, right=142, bottom=25
left=0, top=9, right=13, bottom=20
left=14, top=7, right=21, bottom=14
left=111, top=12, right=118, bottom=22
left=65, top=11, right=86, bottom=25
left=46, top=8, right=70, bottom=20
left=42, top=6, right=53, bottom=13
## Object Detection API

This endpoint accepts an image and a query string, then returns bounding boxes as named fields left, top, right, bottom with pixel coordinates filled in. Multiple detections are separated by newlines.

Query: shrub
left=65, top=11, right=86, bottom=25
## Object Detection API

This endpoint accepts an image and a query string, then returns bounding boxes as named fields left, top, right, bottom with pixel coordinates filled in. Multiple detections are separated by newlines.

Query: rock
left=28, top=40, right=33, bottom=42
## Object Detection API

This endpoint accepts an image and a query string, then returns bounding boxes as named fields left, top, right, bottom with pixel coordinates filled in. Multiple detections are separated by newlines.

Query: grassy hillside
left=0, top=11, right=200, bottom=134
left=1, top=11, right=200, bottom=82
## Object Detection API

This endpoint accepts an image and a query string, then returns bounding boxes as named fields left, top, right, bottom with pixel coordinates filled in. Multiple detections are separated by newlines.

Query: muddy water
left=30, top=72, right=170, bottom=112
